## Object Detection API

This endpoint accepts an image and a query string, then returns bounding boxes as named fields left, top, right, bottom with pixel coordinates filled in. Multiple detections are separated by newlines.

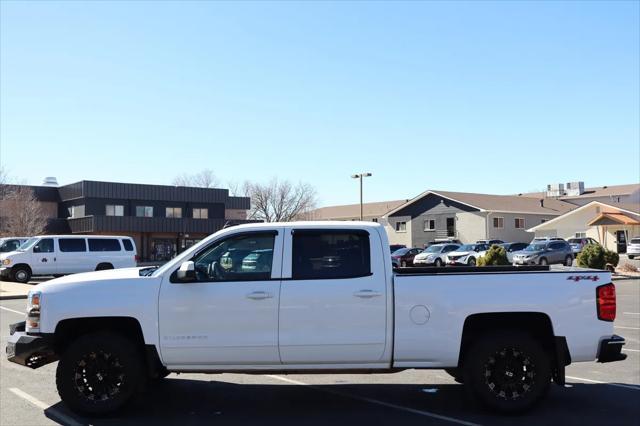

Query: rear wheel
left=538, top=258, right=548, bottom=266
left=11, top=266, right=31, bottom=283
left=56, top=332, right=143, bottom=416
left=629, top=255, right=635, bottom=260
left=462, top=331, right=551, bottom=414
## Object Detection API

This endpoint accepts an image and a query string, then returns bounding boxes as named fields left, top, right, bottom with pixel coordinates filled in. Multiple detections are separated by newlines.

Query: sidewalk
left=0, top=280, right=35, bottom=300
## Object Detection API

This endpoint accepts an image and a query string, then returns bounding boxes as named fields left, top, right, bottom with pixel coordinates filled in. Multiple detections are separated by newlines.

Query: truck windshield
left=17, top=238, right=39, bottom=251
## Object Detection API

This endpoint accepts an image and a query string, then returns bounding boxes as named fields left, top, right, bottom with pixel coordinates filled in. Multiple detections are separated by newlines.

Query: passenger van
left=0, top=235, right=137, bottom=283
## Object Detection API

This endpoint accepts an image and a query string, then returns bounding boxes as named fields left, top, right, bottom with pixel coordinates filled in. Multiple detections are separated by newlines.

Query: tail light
left=596, top=283, right=616, bottom=322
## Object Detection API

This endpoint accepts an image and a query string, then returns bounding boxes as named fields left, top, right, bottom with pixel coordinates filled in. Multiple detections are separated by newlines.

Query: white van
left=0, top=235, right=137, bottom=283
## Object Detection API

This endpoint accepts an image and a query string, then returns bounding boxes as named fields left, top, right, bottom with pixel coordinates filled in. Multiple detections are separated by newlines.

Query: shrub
left=477, top=244, right=509, bottom=266
left=619, top=262, right=638, bottom=273
left=577, top=244, right=606, bottom=269
left=604, top=249, right=620, bottom=267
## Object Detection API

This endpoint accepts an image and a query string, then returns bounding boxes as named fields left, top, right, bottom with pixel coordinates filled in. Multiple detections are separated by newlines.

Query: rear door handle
left=246, top=291, right=273, bottom=300
left=353, top=289, right=382, bottom=299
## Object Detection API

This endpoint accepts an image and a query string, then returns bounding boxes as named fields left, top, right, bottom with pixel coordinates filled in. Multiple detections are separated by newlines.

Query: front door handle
left=353, top=289, right=382, bottom=299
left=246, top=291, right=273, bottom=300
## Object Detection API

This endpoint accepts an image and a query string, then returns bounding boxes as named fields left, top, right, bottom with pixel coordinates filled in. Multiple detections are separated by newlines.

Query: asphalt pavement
left=0, top=280, right=638, bottom=426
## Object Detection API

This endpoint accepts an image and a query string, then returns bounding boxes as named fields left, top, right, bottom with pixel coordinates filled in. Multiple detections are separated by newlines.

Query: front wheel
left=462, top=331, right=551, bottom=414
left=56, top=332, right=143, bottom=416
left=539, top=258, right=548, bottom=266
left=467, top=257, right=476, bottom=266
left=11, top=266, right=31, bottom=283
left=564, top=256, right=573, bottom=267
left=434, top=258, right=443, bottom=267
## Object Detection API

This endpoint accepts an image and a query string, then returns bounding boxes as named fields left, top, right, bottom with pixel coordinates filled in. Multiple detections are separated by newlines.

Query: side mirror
left=177, top=261, right=196, bottom=282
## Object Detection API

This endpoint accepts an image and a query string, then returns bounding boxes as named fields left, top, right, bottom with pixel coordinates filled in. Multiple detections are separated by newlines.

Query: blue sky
left=1, top=1, right=638, bottom=207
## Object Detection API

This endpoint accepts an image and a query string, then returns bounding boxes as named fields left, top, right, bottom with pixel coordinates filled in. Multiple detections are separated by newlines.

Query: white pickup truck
left=6, top=222, right=626, bottom=416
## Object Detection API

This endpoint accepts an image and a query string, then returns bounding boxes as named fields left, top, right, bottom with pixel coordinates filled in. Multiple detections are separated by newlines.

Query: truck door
left=158, top=229, right=283, bottom=366
left=279, top=228, right=388, bottom=364
left=30, top=238, right=56, bottom=275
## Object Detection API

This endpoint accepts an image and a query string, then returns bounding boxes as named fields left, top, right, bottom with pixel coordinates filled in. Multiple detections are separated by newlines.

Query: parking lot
left=0, top=278, right=637, bottom=426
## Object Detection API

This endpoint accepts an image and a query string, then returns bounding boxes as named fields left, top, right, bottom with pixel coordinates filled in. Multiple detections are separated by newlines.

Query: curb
left=612, top=275, right=639, bottom=281
left=0, top=295, right=28, bottom=301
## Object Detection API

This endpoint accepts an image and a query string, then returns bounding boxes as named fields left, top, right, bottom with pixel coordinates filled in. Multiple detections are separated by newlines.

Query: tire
left=538, top=258, right=548, bottom=266
left=56, top=332, right=143, bottom=416
left=95, top=263, right=114, bottom=271
left=445, top=368, right=464, bottom=383
left=467, top=257, right=476, bottom=266
left=564, top=256, right=573, bottom=267
left=435, top=258, right=443, bottom=267
left=11, top=266, right=31, bottom=283
left=462, top=331, right=551, bottom=414
left=629, top=256, right=635, bottom=260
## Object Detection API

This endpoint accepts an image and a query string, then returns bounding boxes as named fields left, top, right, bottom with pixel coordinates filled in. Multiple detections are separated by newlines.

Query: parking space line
left=265, top=375, right=481, bottom=426
left=566, top=376, right=640, bottom=391
left=8, top=388, right=83, bottom=426
left=0, top=306, right=24, bottom=315
left=622, top=348, right=640, bottom=352
left=615, top=325, right=640, bottom=330
left=623, top=312, right=640, bottom=315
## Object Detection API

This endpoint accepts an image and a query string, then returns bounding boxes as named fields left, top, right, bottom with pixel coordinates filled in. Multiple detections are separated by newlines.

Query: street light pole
left=351, top=172, right=372, bottom=220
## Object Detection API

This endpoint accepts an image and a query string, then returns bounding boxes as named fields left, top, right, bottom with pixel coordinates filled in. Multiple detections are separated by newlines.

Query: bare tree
left=172, top=169, right=220, bottom=188
left=0, top=186, right=48, bottom=237
left=245, top=179, right=317, bottom=222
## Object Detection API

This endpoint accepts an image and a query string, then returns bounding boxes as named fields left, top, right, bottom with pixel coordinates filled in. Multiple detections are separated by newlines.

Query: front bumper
left=597, top=335, right=627, bottom=363
left=513, top=258, right=538, bottom=265
left=0, top=267, right=11, bottom=279
left=6, top=321, right=57, bottom=369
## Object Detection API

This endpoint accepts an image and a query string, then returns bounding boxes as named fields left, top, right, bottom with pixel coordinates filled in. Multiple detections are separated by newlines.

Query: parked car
left=389, top=244, right=406, bottom=253
left=0, top=237, right=28, bottom=253
left=476, top=239, right=504, bottom=245
left=512, top=240, right=573, bottom=266
left=567, top=237, right=600, bottom=254
left=446, top=243, right=490, bottom=266
left=531, top=236, right=565, bottom=243
left=0, top=235, right=137, bottom=283
left=627, top=237, right=640, bottom=259
left=391, top=247, right=423, bottom=267
left=499, top=242, right=529, bottom=263
left=413, top=243, right=461, bottom=267
left=7, top=221, right=626, bottom=416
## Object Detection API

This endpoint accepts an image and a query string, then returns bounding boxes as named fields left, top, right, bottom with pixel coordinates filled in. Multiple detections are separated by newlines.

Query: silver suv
left=513, top=240, right=574, bottom=266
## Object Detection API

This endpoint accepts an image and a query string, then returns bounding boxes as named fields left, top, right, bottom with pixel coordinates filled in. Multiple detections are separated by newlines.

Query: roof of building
left=527, top=200, right=640, bottom=232
left=311, top=199, right=409, bottom=220
left=519, top=183, right=640, bottom=200
left=587, top=212, right=640, bottom=226
left=384, top=190, right=575, bottom=217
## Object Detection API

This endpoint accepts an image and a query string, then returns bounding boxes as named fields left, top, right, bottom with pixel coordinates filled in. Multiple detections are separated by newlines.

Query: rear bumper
left=6, top=321, right=57, bottom=369
left=597, top=335, right=627, bottom=363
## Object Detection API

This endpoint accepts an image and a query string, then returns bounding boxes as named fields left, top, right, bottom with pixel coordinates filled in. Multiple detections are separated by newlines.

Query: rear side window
left=122, top=239, right=134, bottom=251
left=59, top=238, right=87, bottom=252
left=549, top=242, right=566, bottom=250
left=88, top=238, right=122, bottom=252
left=292, top=230, right=371, bottom=280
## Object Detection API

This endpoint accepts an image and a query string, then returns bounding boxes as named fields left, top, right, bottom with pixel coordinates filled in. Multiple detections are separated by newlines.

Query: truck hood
left=36, top=267, right=147, bottom=291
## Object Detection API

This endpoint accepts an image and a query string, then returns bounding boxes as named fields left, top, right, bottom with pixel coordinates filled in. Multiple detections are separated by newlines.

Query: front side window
left=33, top=238, right=54, bottom=253
left=193, top=208, right=208, bottom=219
left=166, top=207, right=182, bottom=218
left=88, top=238, right=122, bottom=252
left=515, top=218, right=525, bottom=229
left=493, top=217, right=504, bottom=228
left=59, top=238, right=87, bottom=252
left=395, top=221, right=407, bottom=232
left=190, top=233, right=275, bottom=282
left=106, top=205, right=124, bottom=216
left=136, top=206, right=154, bottom=217
left=292, top=230, right=371, bottom=280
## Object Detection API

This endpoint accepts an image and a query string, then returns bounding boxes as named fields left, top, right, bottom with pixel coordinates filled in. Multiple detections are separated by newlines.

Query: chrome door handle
left=353, top=290, right=382, bottom=298
left=246, top=291, right=273, bottom=300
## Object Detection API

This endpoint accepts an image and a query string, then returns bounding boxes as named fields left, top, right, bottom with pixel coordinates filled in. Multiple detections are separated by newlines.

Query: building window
left=395, top=221, right=407, bottom=232
left=166, top=207, right=182, bottom=218
left=515, top=218, right=525, bottom=229
left=424, top=219, right=435, bottom=231
left=106, top=204, right=124, bottom=216
left=372, top=218, right=378, bottom=222
left=575, top=232, right=587, bottom=238
left=193, top=208, right=208, bottom=219
left=68, top=205, right=85, bottom=218
left=493, top=217, right=504, bottom=228
left=136, top=206, right=153, bottom=217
